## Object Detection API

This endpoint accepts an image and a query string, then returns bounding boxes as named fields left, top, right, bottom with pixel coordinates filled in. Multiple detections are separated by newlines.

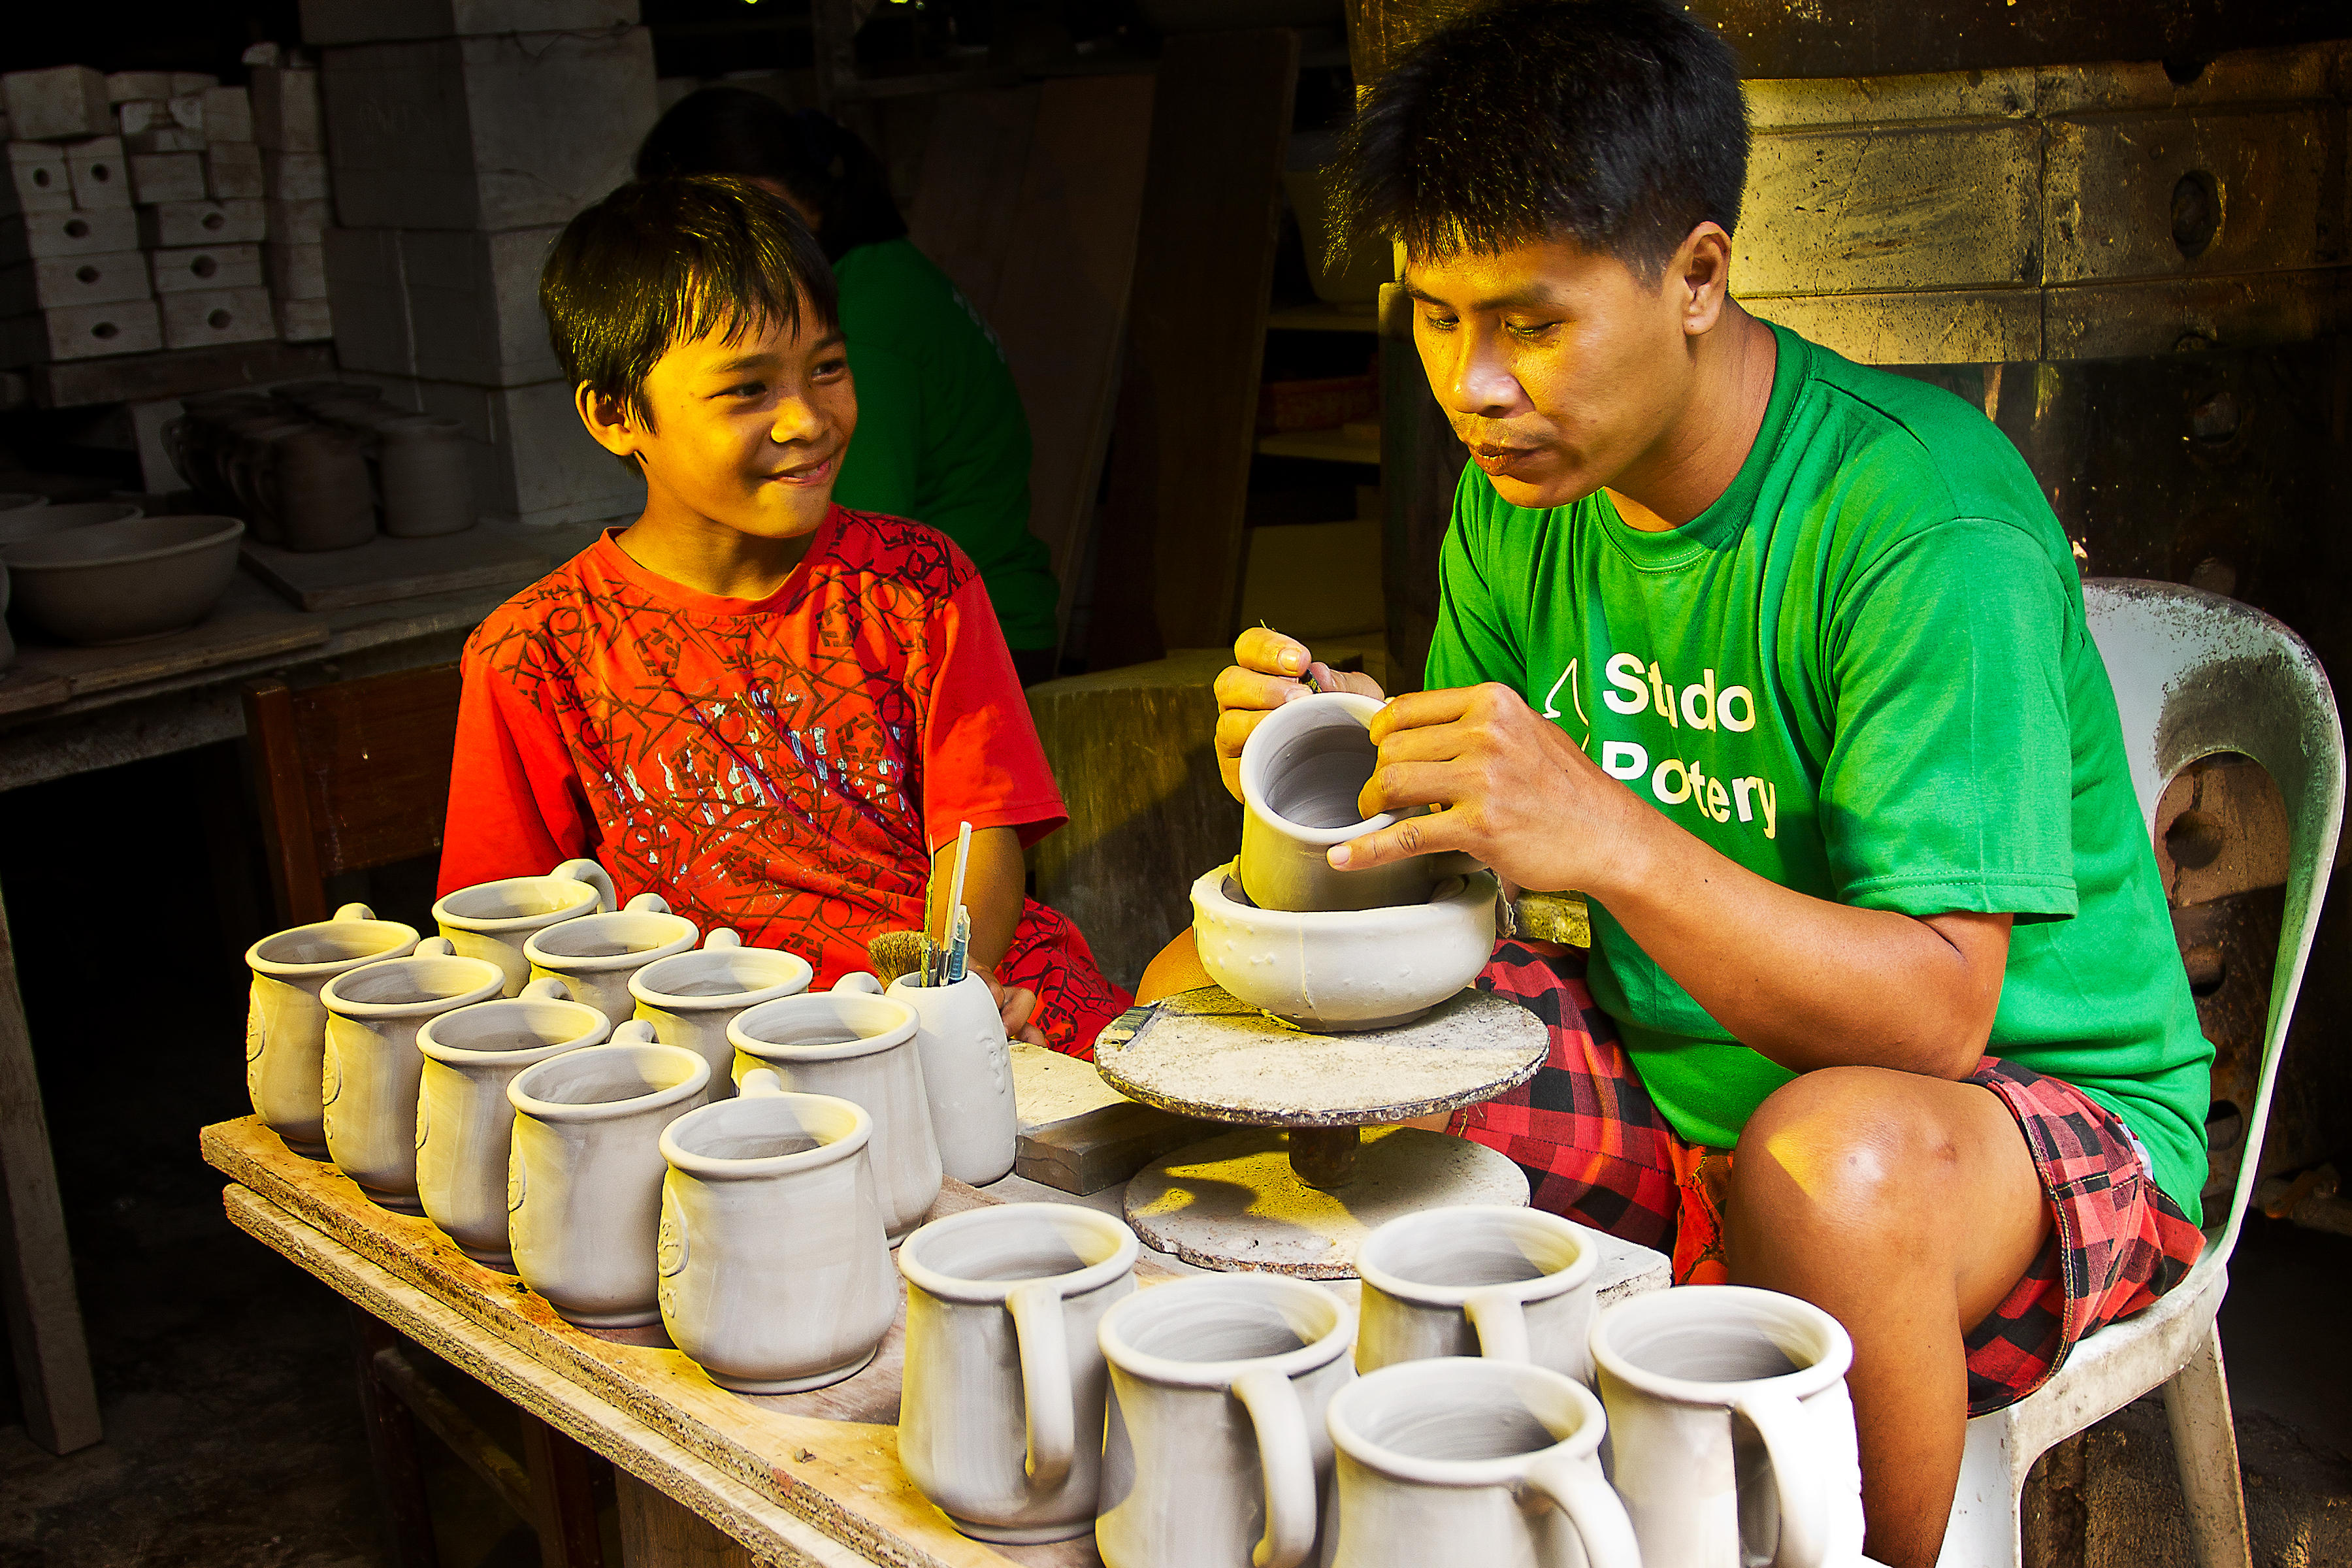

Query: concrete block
left=105, top=73, right=174, bottom=105
left=265, top=240, right=327, bottom=300
left=404, top=226, right=559, bottom=385
left=381, top=372, right=644, bottom=525
left=0, top=251, right=152, bottom=313
left=266, top=197, right=327, bottom=244
left=63, top=137, right=129, bottom=209
left=322, top=226, right=409, bottom=374
left=0, top=297, right=162, bottom=364
left=139, top=199, right=267, bottom=248
left=123, top=125, right=205, bottom=155
left=250, top=69, right=322, bottom=153
left=1, top=144, right=72, bottom=216
left=322, top=29, right=656, bottom=230
left=127, top=152, right=206, bottom=206
left=169, top=74, right=220, bottom=96
left=201, top=87, right=252, bottom=144
left=204, top=142, right=265, bottom=200
left=277, top=295, right=332, bottom=341
left=299, top=0, right=638, bottom=44
left=262, top=150, right=329, bottom=201
left=0, top=205, right=139, bottom=263
left=159, top=285, right=274, bottom=350
left=3, top=67, right=110, bottom=142
left=151, top=243, right=263, bottom=294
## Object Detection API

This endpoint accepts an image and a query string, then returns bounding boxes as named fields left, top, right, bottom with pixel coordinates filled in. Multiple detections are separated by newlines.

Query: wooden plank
left=0, top=668, right=73, bottom=718
left=27, top=338, right=335, bottom=408
left=617, top=1471, right=759, bottom=1568
left=8, top=588, right=329, bottom=698
left=239, top=528, right=554, bottom=613
left=903, top=87, right=1038, bottom=321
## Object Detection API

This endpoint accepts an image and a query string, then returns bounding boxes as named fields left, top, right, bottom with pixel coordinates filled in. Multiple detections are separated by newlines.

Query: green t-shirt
left=832, top=238, right=1058, bottom=652
left=1426, top=322, right=2212, bottom=1223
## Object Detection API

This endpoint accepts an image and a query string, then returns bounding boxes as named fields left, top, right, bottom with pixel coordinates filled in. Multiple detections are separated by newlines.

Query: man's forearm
left=932, top=826, right=1026, bottom=975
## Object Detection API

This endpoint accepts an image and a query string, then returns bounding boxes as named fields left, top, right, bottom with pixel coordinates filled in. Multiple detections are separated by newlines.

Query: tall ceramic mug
left=898, top=1204, right=1140, bottom=1543
left=657, top=1075, right=896, bottom=1392
left=1324, top=1358, right=1641, bottom=1568
left=1238, top=691, right=1438, bottom=913
left=414, top=977, right=611, bottom=1269
left=508, top=1041, right=711, bottom=1326
left=320, top=938, right=503, bottom=1212
left=244, top=902, right=419, bottom=1154
left=1096, top=1275, right=1355, bottom=1568
left=525, top=893, right=698, bottom=1023
left=885, top=970, right=1017, bottom=1186
left=434, top=858, right=616, bottom=995
left=728, top=976, right=943, bottom=1242
left=1590, top=1284, right=1862, bottom=1568
left=1355, top=1206, right=1601, bottom=1384
left=629, top=928, right=814, bottom=1099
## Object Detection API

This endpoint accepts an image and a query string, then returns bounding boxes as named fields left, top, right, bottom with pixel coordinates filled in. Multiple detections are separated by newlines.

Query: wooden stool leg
left=351, top=1307, right=442, bottom=1568
left=614, top=1471, right=755, bottom=1568
left=523, top=1413, right=609, bottom=1568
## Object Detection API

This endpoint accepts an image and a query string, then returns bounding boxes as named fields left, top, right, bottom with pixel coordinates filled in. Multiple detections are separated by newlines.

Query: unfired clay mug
left=525, top=893, right=698, bottom=1023
left=320, top=938, right=504, bottom=1212
left=434, top=858, right=617, bottom=996
left=244, top=902, right=419, bottom=1154
left=1096, top=1275, right=1356, bottom=1568
left=415, top=977, right=612, bottom=1269
left=656, top=1075, right=897, bottom=1392
left=1238, top=691, right=1441, bottom=913
left=629, top=928, right=814, bottom=1099
left=1323, top=1357, right=1640, bottom=1568
left=508, top=1041, right=711, bottom=1326
left=1355, top=1206, right=1601, bottom=1384
left=1589, top=1284, right=1863, bottom=1568
left=728, top=975, right=943, bottom=1243
left=898, top=1203, right=1141, bottom=1543
left=885, top=971, right=1017, bottom=1186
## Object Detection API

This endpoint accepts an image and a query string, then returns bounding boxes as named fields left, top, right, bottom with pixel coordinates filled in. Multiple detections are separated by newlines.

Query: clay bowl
left=1189, top=860, right=1501, bottom=1032
left=2, top=514, right=244, bottom=645
left=0, top=494, right=46, bottom=517
left=0, top=499, right=142, bottom=548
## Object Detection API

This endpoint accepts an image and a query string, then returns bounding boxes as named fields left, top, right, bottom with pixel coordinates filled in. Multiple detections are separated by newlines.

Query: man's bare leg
left=1137, top=928, right=1211, bottom=1003
left=1725, top=1066, right=2050, bottom=1568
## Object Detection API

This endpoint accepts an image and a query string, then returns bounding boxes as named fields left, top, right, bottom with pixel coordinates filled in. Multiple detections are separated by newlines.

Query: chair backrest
left=242, top=664, right=463, bottom=927
left=2082, top=580, right=2345, bottom=1262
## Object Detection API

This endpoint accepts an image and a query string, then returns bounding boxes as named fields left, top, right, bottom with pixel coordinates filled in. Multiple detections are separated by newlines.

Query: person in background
left=636, top=88, right=1062, bottom=685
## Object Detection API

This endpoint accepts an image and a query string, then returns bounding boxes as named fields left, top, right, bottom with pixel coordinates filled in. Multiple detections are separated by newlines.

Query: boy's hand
left=1213, top=627, right=1386, bottom=802
left=984, top=972, right=1049, bottom=1048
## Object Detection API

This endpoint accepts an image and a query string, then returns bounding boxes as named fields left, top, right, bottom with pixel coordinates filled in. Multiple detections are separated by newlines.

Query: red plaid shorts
left=1452, top=940, right=2206, bottom=1415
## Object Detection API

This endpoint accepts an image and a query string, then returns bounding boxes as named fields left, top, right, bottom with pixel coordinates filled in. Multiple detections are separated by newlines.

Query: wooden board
left=5, top=594, right=327, bottom=701
left=0, top=668, right=74, bottom=719
left=27, top=338, right=336, bottom=408
left=240, top=527, right=555, bottom=612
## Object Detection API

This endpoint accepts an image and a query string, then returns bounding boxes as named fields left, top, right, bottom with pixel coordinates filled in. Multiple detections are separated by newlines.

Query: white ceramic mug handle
left=1519, top=1450, right=1643, bottom=1568
left=833, top=971, right=884, bottom=996
left=1004, top=1280, right=1075, bottom=1490
left=1734, top=1388, right=1829, bottom=1568
left=625, top=892, right=671, bottom=915
left=612, top=1019, right=657, bottom=1045
left=521, top=976, right=569, bottom=1001
left=704, top=928, right=741, bottom=950
left=416, top=936, right=454, bottom=956
left=1463, top=1286, right=1531, bottom=1364
left=1232, top=1369, right=1317, bottom=1568
left=333, top=902, right=375, bottom=921
left=553, top=858, right=616, bottom=913
left=739, top=1067, right=785, bottom=1098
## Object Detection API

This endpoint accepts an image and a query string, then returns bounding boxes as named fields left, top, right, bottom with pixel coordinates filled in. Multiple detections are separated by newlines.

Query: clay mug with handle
left=244, top=903, right=420, bottom=1155
left=414, top=977, right=612, bottom=1269
left=524, top=893, right=698, bottom=1024
left=319, top=938, right=504, bottom=1213
left=884, top=970, right=1017, bottom=1186
left=1354, top=1205, right=1602, bottom=1384
left=1324, top=1357, right=1641, bottom=1568
left=1238, top=691, right=1445, bottom=914
left=897, top=1203, right=1140, bottom=1543
left=629, top=928, right=813, bottom=1100
left=1095, top=1273, right=1355, bottom=1568
left=434, top=858, right=617, bottom=996
left=1589, top=1284, right=1862, bottom=1568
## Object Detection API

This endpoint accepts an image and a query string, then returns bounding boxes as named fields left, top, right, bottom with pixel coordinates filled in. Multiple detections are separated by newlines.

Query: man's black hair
left=634, top=88, right=907, bottom=263
left=540, top=175, right=841, bottom=439
left=1331, top=0, right=1749, bottom=282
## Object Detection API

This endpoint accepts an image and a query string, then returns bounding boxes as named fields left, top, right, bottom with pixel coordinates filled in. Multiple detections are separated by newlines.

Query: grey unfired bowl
left=0, top=500, right=142, bottom=547
left=3, top=514, right=244, bottom=644
left=0, top=493, right=47, bottom=517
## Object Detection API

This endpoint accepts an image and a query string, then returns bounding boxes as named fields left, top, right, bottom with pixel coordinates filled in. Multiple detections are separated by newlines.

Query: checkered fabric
left=1450, top=939, right=2206, bottom=1414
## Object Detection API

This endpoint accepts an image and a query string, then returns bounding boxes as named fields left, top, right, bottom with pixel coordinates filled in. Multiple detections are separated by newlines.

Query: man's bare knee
left=1730, top=1067, right=1960, bottom=1250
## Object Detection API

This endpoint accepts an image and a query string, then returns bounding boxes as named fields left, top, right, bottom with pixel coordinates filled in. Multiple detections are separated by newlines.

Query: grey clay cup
left=1237, top=691, right=1438, bottom=914
left=1, top=512, right=242, bottom=644
left=244, top=902, right=421, bottom=1155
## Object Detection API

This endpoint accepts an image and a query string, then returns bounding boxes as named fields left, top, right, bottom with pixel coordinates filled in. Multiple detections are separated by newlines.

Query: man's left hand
left=983, top=972, right=1049, bottom=1048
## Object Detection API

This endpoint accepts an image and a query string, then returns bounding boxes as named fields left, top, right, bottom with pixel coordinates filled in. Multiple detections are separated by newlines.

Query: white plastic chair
left=1936, top=580, right=2345, bottom=1568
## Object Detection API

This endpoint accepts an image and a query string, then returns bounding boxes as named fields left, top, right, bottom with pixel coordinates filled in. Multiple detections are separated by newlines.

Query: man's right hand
left=1213, top=627, right=1386, bottom=802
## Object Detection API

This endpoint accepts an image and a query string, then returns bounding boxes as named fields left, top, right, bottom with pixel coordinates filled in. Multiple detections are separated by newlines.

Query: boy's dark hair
left=1331, top=0, right=1748, bottom=282
left=634, top=89, right=907, bottom=263
left=540, top=176, right=840, bottom=436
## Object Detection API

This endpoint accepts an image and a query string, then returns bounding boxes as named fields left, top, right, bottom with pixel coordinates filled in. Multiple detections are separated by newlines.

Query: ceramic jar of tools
left=728, top=976, right=943, bottom=1241
left=1096, top=1274, right=1355, bottom=1568
left=525, top=893, right=698, bottom=1023
left=885, top=971, right=1017, bottom=1186
left=898, top=1203, right=1139, bottom=1543
left=508, top=1040, right=711, bottom=1326
left=414, top=978, right=612, bottom=1269
left=320, top=939, right=505, bottom=1212
left=629, top=929, right=813, bottom=1098
left=1238, top=691, right=1441, bottom=913
left=1355, top=1205, right=1601, bottom=1384
left=1589, top=1284, right=1864, bottom=1568
left=656, top=1075, right=897, bottom=1392
left=434, top=858, right=617, bottom=996
left=244, top=904, right=421, bottom=1155
left=1323, top=1358, right=1640, bottom=1568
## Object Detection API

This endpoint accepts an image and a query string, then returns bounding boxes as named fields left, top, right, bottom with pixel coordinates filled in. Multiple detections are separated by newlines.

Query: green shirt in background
left=832, top=238, right=1059, bottom=653
left=1426, top=321, right=2213, bottom=1223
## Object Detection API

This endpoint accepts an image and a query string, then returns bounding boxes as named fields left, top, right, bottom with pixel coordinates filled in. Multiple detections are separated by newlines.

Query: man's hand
left=983, top=972, right=1049, bottom=1048
left=1213, top=627, right=1386, bottom=802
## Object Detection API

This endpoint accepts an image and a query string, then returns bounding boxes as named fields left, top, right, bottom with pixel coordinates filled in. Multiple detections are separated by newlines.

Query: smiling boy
left=438, top=176, right=1128, bottom=1055
left=1180, top=3, right=2214, bottom=1562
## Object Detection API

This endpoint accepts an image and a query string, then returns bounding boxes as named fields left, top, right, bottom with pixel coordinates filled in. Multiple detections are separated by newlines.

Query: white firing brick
left=205, top=142, right=265, bottom=200
left=301, top=0, right=637, bottom=44
left=169, top=74, right=220, bottom=96
left=123, top=125, right=205, bottom=154
left=323, top=29, right=655, bottom=230
left=323, top=227, right=407, bottom=373
left=169, top=93, right=208, bottom=133
left=380, top=374, right=642, bottom=526
left=0, top=297, right=162, bottom=363
left=262, top=149, right=328, bottom=201
left=250, top=68, right=321, bottom=153
left=202, top=87, right=252, bottom=144
left=404, top=226, right=559, bottom=385
left=0, top=251, right=152, bottom=313
left=0, top=204, right=139, bottom=262
left=127, top=151, right=206, bottom=206
left=63, top=137, right=129, bottom=208
left=3, top=67, right=111, bottom=142
left=105, top=73, right=173, bottom=105
left=139, top=198, right=267, bottom=248
left=266, top=197, right=328, bottom=243
left=116, top=100, right=167, bottom=137
left=265, top=240, right=326, bottom=299
left=277, top=295, right=332, bottom=340
left=1, top=144, right=72, bottom=216
left=151, top=243, right=263, bottom=294
left=160, top=284, right=274, bottom=350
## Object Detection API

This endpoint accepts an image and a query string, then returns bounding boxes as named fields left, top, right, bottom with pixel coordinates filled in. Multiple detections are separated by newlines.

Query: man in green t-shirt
left=1154, top=2, right=2213, bottom=1562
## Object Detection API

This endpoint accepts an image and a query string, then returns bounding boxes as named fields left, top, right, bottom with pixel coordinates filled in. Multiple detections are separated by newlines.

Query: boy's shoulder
left=821, top=506, right=978, bottom=599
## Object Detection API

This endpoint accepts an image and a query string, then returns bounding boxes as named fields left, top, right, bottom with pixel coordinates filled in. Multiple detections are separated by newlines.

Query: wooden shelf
left=1255, top=425, right=1380, bottom=465
left=21, top=340, right=336, bottom=410
left=1265, top=301, right=1381, bottom=334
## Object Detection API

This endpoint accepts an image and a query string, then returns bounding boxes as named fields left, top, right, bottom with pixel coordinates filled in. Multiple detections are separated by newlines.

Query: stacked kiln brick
left=310, top=0, right=655, bottom=528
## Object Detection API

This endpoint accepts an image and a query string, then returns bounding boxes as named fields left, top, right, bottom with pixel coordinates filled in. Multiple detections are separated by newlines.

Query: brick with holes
left=127, top=151, right=206, bottom=206
left=0, top=251, right=151, bottom=313
left=0, top=296, right=162, bottom=363
left=137, top=197, right=266, bottom=248
left=204, top=142, right=264, bottom=201
left=1, top=144, right=73, bottom=217
left=63, top=136, right=128, bottom=209
left=0, top=204, right=139, bottom=262
left=150, top=243, right=262, bottom=295
left=159, top=284, right=274, bottom=350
